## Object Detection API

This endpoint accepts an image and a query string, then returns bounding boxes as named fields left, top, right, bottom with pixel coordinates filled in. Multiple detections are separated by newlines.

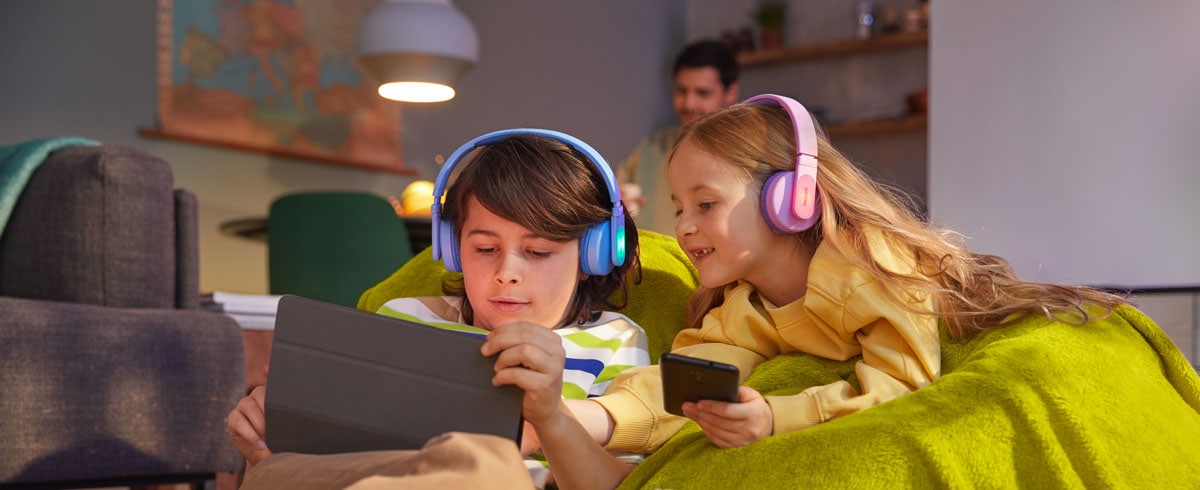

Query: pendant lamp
left=357, top=0, right=478, bottom=103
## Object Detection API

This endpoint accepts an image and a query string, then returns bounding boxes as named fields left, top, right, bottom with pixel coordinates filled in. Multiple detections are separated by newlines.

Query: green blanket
left=0, top=137, right=99, bottom=239
left=619, top=305, right=1200, bottom=488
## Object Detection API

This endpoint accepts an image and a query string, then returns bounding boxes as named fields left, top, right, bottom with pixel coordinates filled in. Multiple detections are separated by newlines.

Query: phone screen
left=660, top=352, right=740, bottom=416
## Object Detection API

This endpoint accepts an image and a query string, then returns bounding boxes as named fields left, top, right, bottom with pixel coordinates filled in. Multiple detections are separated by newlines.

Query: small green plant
left=754, top=1, right=787, bottom=30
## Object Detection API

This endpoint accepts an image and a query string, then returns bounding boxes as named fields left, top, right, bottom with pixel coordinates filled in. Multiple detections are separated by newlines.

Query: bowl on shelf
left=905, top=89, right=928, bottom=114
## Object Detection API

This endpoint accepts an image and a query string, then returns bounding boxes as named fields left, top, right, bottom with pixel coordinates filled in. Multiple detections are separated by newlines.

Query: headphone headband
left=432, top=128, right=622, bottom=209
left=743, top=94, right=822, bottom=231
left=430, top=128, right=626, bottom=275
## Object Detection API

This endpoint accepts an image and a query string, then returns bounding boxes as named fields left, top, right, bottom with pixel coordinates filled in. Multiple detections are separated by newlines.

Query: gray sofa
left=0, top=144, right=245, bottom=488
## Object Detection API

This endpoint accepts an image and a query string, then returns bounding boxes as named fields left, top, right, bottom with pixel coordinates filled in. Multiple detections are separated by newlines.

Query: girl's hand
left=226, top=385, right=274, bottom=467
left=681, top=386, right=773, bottom=448
left=480, top=321, right=566, bottom=427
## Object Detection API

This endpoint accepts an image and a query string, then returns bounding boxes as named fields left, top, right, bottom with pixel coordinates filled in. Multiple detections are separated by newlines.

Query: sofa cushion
left=0, top=145, right=177, bottom=308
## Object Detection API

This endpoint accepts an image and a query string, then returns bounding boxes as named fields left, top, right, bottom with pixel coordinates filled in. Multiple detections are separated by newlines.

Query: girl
left=545, top=94, right=1128, bottom=489
left=226, top=129, right=646, bottom=489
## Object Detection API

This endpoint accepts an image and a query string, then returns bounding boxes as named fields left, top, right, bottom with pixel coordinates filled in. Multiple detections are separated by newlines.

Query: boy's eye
left=699, top=202, right=714, bottom=210
left=673, top=209, right=682, bottom=218
left=527, top=249, right=552, bottom=258
left=474, top=247, right=497, bottom=254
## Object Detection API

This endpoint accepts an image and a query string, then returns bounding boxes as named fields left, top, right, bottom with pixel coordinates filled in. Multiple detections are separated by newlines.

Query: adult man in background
left=618, top=40, right=740, bottom=235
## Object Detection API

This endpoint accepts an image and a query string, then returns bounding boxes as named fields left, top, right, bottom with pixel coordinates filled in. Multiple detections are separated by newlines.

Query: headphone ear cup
left=760, top=171, right=820, bottom=233
left=579, top=220, right=613, bottom=276
left=437, top=218, right=462, bottom=273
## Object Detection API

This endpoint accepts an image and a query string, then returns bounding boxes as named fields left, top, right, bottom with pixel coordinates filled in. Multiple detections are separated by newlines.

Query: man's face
left=673, top=66, right=739, bottom=125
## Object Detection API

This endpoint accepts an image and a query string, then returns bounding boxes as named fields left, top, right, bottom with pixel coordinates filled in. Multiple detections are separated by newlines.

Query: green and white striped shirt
left=376, top=296, right=649, bottom=398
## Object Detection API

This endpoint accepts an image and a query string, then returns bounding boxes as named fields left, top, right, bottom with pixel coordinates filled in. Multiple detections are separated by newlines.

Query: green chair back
left=268, top=191, right=413, bottom=308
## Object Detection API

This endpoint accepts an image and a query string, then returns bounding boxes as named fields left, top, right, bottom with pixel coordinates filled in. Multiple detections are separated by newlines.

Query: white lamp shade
left=357, top=0, right=479, bottom=103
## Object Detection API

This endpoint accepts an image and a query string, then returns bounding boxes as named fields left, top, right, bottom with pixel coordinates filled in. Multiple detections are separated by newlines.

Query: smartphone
left=660, top=352, right=740, bottom=416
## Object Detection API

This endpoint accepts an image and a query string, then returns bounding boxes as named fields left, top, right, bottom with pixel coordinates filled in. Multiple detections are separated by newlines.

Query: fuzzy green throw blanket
left=619, top=305, right=1200, bottom=488
left=358, top=229, right=698, bottom=363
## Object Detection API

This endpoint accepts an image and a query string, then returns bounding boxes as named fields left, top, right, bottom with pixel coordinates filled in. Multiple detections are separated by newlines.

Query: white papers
left=202, top=291, right=282, bottom=331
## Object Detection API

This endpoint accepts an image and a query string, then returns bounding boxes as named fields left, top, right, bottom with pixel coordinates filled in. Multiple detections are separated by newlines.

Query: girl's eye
left=527, top=250, right=552, bottom=258
left=474, top=247, right=497, bottom=255
left=699, top=202, right=715, bottom=211
left=673, top=209, right=683, bottom=218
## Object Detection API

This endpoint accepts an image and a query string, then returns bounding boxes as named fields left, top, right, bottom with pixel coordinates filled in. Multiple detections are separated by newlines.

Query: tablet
left=265, top=295, right=523, bottom=454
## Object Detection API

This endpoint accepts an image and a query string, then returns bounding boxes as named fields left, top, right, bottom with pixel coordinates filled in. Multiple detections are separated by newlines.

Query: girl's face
left=459, top=197, right=581, bottom=331
left=668, top=139, right=796, bottom=294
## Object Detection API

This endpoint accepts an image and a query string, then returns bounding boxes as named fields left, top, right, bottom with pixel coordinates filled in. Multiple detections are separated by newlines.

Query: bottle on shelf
left=856, top=1, right=875, bottom=39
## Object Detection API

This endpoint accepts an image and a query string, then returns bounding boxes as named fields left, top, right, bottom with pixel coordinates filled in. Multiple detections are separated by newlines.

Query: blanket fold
left=0, top=136, right=100, bottom=239
left=620, top=305, right=1200, bottom=489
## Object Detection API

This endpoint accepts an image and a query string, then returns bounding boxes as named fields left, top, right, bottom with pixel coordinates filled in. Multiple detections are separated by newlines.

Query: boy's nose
left=496, top=254, right=522, bottom=284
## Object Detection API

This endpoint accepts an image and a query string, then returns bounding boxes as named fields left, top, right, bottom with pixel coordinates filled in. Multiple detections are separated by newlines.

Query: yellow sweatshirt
left=594, top=232, right=941, bottom=454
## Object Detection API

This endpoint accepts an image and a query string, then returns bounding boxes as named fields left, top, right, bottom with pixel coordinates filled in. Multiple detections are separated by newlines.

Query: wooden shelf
left=138, top=127, right=417, bottom=176
left=738, top=31, right=928, bottom=68
left=825, top=113, right=926, bottom=138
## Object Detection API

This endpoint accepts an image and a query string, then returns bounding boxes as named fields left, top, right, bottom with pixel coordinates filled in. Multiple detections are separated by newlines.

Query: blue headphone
left=430, top=128, right=627, bottom=276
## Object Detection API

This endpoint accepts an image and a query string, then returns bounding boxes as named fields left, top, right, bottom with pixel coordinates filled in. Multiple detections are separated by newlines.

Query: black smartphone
left=660, top=352, right=740, bottom=416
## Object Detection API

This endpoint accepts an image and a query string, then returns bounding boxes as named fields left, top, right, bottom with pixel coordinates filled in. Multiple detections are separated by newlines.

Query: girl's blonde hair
left=675, top=102, right=1127, bottom=339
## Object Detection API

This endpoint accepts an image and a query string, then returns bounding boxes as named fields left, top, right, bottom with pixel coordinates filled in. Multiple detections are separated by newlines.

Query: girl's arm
left=562, top=398, right=616, bottom=445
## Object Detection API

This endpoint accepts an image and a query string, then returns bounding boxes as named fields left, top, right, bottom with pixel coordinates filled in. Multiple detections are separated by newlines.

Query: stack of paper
left=202, top=291, right=283, bottom=331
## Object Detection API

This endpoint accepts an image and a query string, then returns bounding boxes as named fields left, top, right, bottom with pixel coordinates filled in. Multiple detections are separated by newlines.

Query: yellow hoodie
left=594, top=231, right=942, bottom=454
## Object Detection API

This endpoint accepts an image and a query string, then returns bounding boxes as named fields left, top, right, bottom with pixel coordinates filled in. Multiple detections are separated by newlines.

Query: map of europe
left=157, top=0, right=406, bottom=172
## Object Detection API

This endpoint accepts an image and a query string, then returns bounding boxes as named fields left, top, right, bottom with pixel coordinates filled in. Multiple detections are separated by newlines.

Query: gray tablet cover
left=265, top=295, right=523, bottom=454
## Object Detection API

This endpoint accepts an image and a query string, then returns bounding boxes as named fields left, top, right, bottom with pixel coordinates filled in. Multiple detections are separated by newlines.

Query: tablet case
left=265, top=295, right=524, bottom=454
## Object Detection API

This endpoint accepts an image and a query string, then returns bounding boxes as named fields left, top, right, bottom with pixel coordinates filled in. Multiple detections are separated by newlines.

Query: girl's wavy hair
left=674, top=103, right=1127, bottom=339
left=440, top=134, right=641, bottom=326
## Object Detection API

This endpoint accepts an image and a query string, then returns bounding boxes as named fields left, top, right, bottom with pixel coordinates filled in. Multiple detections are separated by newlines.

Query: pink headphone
left=744, top=94, right=822, bottom=233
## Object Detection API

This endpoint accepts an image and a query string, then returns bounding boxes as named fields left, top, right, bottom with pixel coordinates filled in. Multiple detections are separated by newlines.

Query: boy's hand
left=518, top=420, right=542, bottom=457
left=480, top=321, right=565, bottom=426
left=681, top=386, right=773, bottom=448
left=226, top=385, right=274, bottom=467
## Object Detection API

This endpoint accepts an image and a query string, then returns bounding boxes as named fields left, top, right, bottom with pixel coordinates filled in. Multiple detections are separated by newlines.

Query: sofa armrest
left=0, top=296, right=245, bottom=484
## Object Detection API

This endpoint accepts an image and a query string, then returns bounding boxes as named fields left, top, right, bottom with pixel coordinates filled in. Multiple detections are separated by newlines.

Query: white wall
left=929, top=0, right=1200, bottom=289
left=0, top=0, right=684, bottom=294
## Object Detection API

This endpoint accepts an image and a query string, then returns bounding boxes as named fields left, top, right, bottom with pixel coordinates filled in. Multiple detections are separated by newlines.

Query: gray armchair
left=0, top=144, right=245, bottom=488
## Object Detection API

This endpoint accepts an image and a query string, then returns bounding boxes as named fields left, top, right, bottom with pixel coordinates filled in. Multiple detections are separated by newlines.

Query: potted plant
left=753, top=1, right=787, bottom=51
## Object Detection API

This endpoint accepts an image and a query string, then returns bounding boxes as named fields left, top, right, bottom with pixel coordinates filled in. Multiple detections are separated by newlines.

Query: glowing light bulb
left=378, top=82, right=456, bottom=103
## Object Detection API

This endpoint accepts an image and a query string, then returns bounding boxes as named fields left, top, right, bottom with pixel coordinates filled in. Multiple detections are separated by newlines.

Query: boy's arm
left=536, top=402, right=631, bottom=490
left=483, top=322, right=630, bottom=489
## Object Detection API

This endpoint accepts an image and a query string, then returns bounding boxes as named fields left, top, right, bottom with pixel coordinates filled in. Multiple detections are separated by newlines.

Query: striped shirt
left=376, top=296, right=649, bottom=399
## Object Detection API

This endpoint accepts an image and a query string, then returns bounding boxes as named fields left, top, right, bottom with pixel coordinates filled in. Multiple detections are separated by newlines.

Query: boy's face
left=459, top=197, right=581, bottom=331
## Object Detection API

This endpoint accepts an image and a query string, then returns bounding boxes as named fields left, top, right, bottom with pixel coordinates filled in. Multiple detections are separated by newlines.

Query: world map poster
left=154, top=0, right=410, bottom=174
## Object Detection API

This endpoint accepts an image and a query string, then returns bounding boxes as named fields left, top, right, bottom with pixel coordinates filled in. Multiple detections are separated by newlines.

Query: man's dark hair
left=672, top=40, right=740, bottom=89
